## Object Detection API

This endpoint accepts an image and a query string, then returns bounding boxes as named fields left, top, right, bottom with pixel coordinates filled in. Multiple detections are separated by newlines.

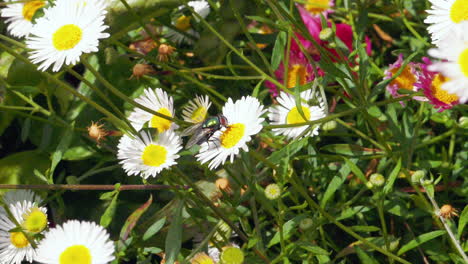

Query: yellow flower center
left=431, top=74, right=459, bottom=104
left=52, top=24, right=83, bottom=51
left=22, top=0, right=45, bottom=21
left=175, top=15, right=192, bottom=31
left=458, top=48, right=468, bottom=77
left=220, top=123, right=245, bottom=149
left=191, top=253, right=215, bottom=264
left=450, top=0, right=468, bottom=23
left=286, top=106, right=311, bottom=124
left=150, top=108, right=173, bottom=133
left=191, top=106, right=208, bottom=123
left=141, top=144, right=167, bottom=167
left=22, top=207, right=48, bottom=233
left=305, top=0, right=331, bottom=15
left=10, top=232, right=29, bottom=248
left=59, top=245, right=92, bottom=264
left=287, top=64, right=308, bottom=89
left=389, top=65, right=416, bottom=90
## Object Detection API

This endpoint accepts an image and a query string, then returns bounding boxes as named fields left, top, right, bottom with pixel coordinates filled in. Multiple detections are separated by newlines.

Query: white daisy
left=35, top=220, right=115, bottom=264
left=0, top=0, right=46, bottom=38
left=268, top=90, right=326, bottom=139
left=428, top=32, right=468, bottom=103
left=0, top=199, right=48, bottom=264
left=117, top=130, right=182, bottom=178
left=182, top=95, right=212, bottom=123
left=165, top=0, right=210, bottom=45
left=127, top=88, right=179, bottom=132
left=25, top=0, right=109, bottom=71
left=424, top=0, right=468, bottom=45
left=196, top=96, right=265, bottom=170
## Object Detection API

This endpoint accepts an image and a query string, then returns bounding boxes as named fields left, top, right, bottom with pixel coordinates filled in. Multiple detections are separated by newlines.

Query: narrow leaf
left=320, top=162, right=352, bottom=207
left=397, top=230, right=446, bottom=255
left=143, top=217, right=166, bottom=241
left=120, top=195, right=153, bottom=242
left=458, top=205, right=468, bottom=239
left=354, top=246, right=379, bottom=264
left=100, top=191, right=119, bottom=228
left=271, top=31, right=286, bottom=70
left=383, top=158, right=402, bottom=195
left=165, top=200, right=184, bottom=264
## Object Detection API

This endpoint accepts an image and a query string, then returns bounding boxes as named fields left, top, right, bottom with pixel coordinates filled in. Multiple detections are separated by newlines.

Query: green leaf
left=144, top=247, right=163, bottom=255
left=271, top=31, right=286, bottom=70
left=251, top=79, right=265, bottom=97
left=143, top=217, right=166, bottom=241
left=7, top=58, right=43, bottom=86
left=268, top=137, right=308, bottom=164
left=119, top=194, right=153, bottom=250
left=383, top=158, right=402, bottom=195
left=397, top=230, right=446, bottom=255
left=0, top=151, right=49, bottom=187
left=354, top=246, right=379, bottom=264
left=351, top=225, right=381, bottom=233
left=458, top=205, right=468, bottom=239
left=49, top=125, right=74, bottom=180
left=320, top=162, right=352, bottom=207
left=100, top=190, right=119, bottom=228
left=321, top=144, right=384, bottom=156
left=343, top=157, right=367, bottom=184
left=296, top=242, right=329, bottom=255
left=165, top=199, right=184, bottom=264
left=21, top=118, right=31, bottom=143
left=267, top=215, right=307, bottom=247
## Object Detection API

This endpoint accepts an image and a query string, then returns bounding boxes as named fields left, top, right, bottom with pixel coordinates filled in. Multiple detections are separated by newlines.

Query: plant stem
left=0, top=184, right=185, bottom=191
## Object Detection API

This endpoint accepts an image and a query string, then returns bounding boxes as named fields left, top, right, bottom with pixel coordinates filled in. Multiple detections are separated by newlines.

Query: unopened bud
left=319, top=28, right=333, bottom=41
left=299, top=218, right=313, bottom=230
left=322, top=120, right=337, bottom=131
left=459, top=116, right=468, bottom=129
left=411, top=170, right=425, bottom=183
left=369, top=173, right=385, bottom=187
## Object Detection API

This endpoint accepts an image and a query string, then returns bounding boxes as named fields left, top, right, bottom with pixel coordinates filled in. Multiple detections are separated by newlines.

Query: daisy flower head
left=165, top=0, right=210, bottom=45
left=0, top=193, right=48, bottom=264
left=0, top=0, right=46, bottom=38
left=424, top=0, right=468, bottom=45
left=415, top=65, right=459, bottom=111
left=182, top=95, right=212, bottom=123
left=428, top=32, right=468, bottom=103
left=128, top=88, right=178, bottom=132
left=302, top=0, right=334, bottom=17
left=35, top=220, right=115, bottom=264
left=117, top=130, right=182, bottom=179
left=26, top=0, right=110, bottom=72
left=196, top=96, right=265, bottom=170
left=268, top=90, right=327, bottom=139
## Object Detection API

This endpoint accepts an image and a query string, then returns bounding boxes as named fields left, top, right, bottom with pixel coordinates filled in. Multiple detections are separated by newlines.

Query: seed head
left=157, top=44, right=176, bottom=62
left=87, top=121, right=108, bottom=144
left=439, top=204, right=459, bottom=219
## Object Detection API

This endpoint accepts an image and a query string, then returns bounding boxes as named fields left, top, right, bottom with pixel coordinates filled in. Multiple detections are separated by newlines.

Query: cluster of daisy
left=385, top=0, right=468, bottom=110
left=117, top=87, right=328, bottom=177
left=0, top=190, right=114, bottom=264
left=1, top=0, right=110, bottom=72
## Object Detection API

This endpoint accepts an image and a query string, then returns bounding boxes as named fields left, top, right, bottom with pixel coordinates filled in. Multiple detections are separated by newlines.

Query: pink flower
left=415, top=59, right=459, bottom=111
left=266, top=5, right=372, bottom=97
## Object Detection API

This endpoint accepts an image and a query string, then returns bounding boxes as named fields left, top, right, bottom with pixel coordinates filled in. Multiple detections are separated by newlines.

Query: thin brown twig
left=0, top=184, right=188, bottom=191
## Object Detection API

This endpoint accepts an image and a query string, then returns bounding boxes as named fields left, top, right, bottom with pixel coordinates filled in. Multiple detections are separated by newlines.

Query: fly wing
left=185, top=128, right=210, bottom=149
left=181, top=122, right=203, bottom=137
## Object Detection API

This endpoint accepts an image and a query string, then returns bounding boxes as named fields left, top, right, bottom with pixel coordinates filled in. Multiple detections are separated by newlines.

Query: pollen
left=59, top=245, right=92, bottom=264
left=389, top=65, right=417, bottom=90
left=22, top=207, right=48, bottom=233
left=150, top=108, right=173, bottom=133
left=286, top=106, right=311, bottom=124
left=141, top=144, right=167, bottom=167
left=450, top=0, right=468, bottom=23
left=458, top=48, right=468, bottom=77
left=190, top=107, right=207, bottom=123
left=175, top=15, right=192, bottom=32
left=10, top=232, right=29, bottom=248
left=430, top=74, right=459, bottom=104
left=305, top=0, right=331, bottom=15
left=220, top=123, right=245, bottom=149
left=52, top=24, right=83, bottom=51
left=22, top=1, right=45, bottom=21
left=287, top=64, right=308, bottom=89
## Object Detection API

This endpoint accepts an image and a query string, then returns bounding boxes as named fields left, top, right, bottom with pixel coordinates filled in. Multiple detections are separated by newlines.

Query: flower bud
left=322, top=120, right=337, bottom=131
left=458, top=116, right=468, bottom=129
left=220, top=246, right=244, bottom=264
left=265, top=183, right=281, bottom=200
left=411, top=170, right=425, bottom=183
left=369, top=173, right=385, bottom=187
left=319, top=28, right=333, bottom=41
left=299, top=218, right=313, bottom=230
